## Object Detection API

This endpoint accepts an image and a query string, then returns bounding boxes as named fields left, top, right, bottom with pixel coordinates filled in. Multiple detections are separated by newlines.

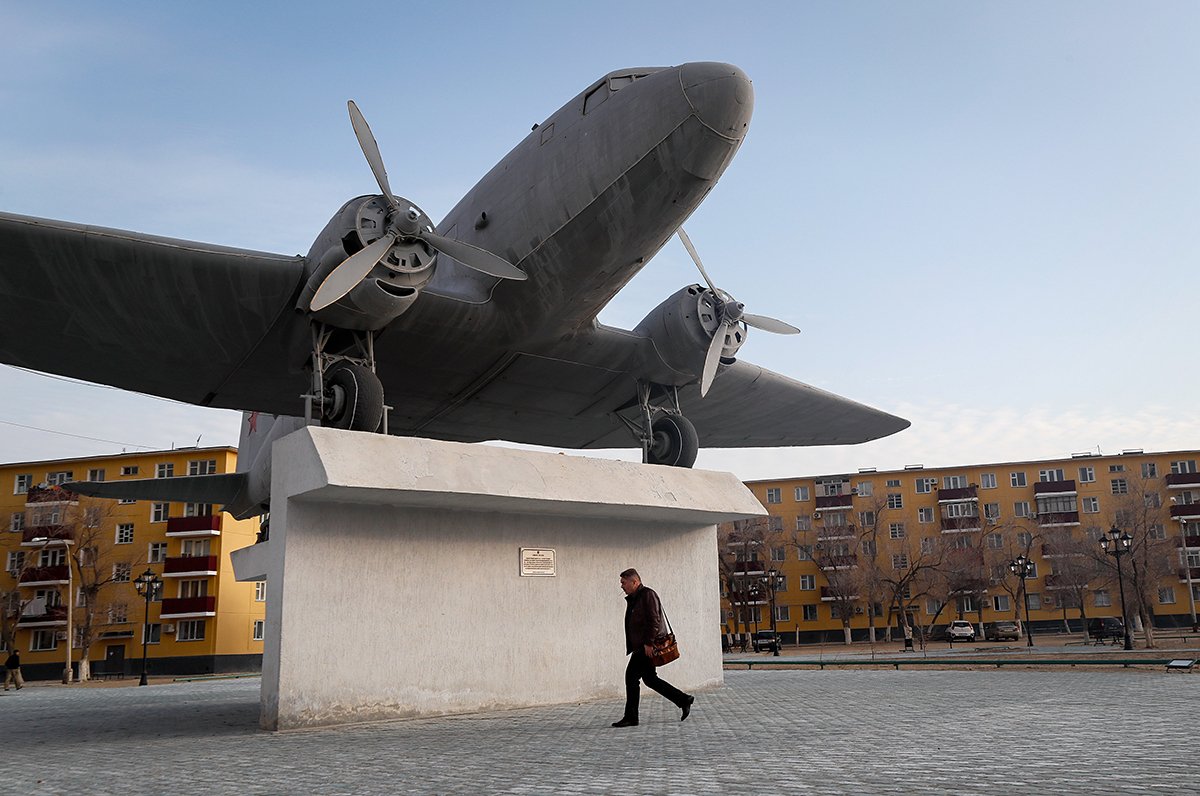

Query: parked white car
left=947, top=620, right=976, bottom=642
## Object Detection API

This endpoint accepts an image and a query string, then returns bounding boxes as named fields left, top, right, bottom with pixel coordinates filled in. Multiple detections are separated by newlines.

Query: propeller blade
left=421, top=230, right=527, bottom=281
left=743, top=312, right=801, bottom=335
left=700, top=321, right=729, bottom=397
left=310, top=231, right=397, bottom=312
left=677, top=227, right=719, bottom=295
left=348, top=100, right=399, bottom=211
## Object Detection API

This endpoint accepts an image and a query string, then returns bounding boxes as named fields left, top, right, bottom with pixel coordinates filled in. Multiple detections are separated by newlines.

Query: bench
left=1166, top=659, right=1196, bottom=672
left=727, top=658, right=1175, bottom=671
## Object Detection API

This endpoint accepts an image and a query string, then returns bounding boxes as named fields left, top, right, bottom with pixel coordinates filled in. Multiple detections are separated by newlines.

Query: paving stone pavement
left=1, top=668, right=1196, bottom=795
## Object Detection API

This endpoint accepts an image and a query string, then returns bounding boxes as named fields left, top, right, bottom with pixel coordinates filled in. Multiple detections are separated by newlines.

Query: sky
left=0, top=1, right=1197, bottom=479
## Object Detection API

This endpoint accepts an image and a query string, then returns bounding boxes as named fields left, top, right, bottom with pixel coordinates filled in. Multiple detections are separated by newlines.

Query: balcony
left=732, top=560, right=766, bottom=575
left=941, top=516, right=981, bottom=533
left=1166, top=472, right=1200, bottom=489
left=20, top=526, right=75, bottom=547
left=1178, top=567, right=1200, bottom=583
left=819, top=587, right=859, bottom=601
left=1034, top=480, right=1077, bottom=497
left=1041, top=544, right=1085, bottom=558
left=17, top=605, right=67, bottom=627
left=817, top=555, right=858, bottom=570
left=937, top=486, right=978, bottom=503
left=1038, top=511, right=1080, bottom=527
left=1043, top=574, right=1084, bottom=591
left=1175, top=535, right=1200, bottom=549
left=1170, top=504, right=1200, bottom=521
left=166, top=515, right=222, bottom=537
left=815, top=494, right=853, bottom=510
left=162, top=555, right=219, bottom=577
left=24, top=485, right=78, bottom=505
left=159, top=596, right=217, bottom=618
left=816, top=527, right=857, bottom=542
left=18, top=565, right=70, bottom=586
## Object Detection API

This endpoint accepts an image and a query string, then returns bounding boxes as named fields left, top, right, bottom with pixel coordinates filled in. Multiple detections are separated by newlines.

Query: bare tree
left=1103, top=473, right=1172, bottom=648
left=1039, top=528, right=1103, bottom=636
left=717, top=518, right=773, bottom=648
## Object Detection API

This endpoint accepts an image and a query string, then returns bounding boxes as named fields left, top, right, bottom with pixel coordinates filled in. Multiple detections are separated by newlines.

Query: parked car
left=752, top=630, right=780, bottom=653
left=984, top=621, right=1020, bottom=641
left=1088, top=617, right=1125, bottom=643
left=946, top=620, right=976, bottom=642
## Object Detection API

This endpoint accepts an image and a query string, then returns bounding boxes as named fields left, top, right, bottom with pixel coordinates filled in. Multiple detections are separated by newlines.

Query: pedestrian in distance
left=4, top=648, right=23, bottom=691
left=611, top=568, right=694, bottom=727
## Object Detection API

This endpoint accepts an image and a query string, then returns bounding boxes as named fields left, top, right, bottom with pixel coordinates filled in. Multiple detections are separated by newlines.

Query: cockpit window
left=584, top=73, right=649, bottom=114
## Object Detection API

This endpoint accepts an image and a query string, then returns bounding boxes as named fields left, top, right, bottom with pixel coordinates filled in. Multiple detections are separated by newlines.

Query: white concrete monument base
left=231, top=427, right=764, bottom=730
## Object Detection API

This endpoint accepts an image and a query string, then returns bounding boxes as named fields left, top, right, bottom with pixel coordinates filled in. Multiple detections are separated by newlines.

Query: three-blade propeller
left=677, top=227, right=800, bottom=397
left=310, top=101, right=527, bottom=313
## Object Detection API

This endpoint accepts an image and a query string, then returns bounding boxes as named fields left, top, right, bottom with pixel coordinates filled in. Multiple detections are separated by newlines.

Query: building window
left=859, top=511, right=876, bottom=528
left=1094, top=590, right=1112, bottom=607
left=986, top=532, right=1004, bottom=549
left=992, top=594, right=1011, bottom=612
left=1017, top=532, right=1033, bottom=550
left=180, top=579, right=209, bottom=599
left=177, top=619, right=206, bottom=642
left=38, top=549, right=65, bottom=568
left=1144, top=493, right=1161, bottom=509
left=1039, top=469, right=1065, bottom=482
left=980, top=473, right=997, bottom=489
left=765, top=488, right=781, bottom=504
left=1014, top=502, right=1031, bottom=518
left=915, top=478, right=935, bottom=494
left=1111, top=479, right=1128, bottom=495
left=943, top=475, right=968, bottom=489
left=1142, top=463, right=1158, bottom=479
left=770, top=546, right=786, bottom=562
left=920, top=537, right=935, bottom=554
left=118, top=498, right=137, bottom=505
left=188, top=459, right=218, bottom=476
left=1026, top=593, right=1042, bottom=610
left=886, top=479, right=901, bottom=488
left=918, top=507, right=934, bottom=524
left=1170, top=460, right=1198, bottom=475
left=768, top=516, right=783, bottom=532
left=1148, top=524, right=1166, bottom=540
left=857, top=481, right=873, bottom=497
left=115, top=524, right=134, bottom=545
left=802, top=605, right=818, bottom=622
left=926, top=598, right=943, bottom=615
left=1158, top=587, right=1176, bottom=605
left=87, top=468, right=106, bottom=482
left=889, top=523, right=906, bottom=539
left=14, top=474, right=32, bottom=494
left=892, top=553, right=909, bottom=570
left=10, top=512, right=24, bottom=532
left=861, top=539, right=876, bottom=556
left=887, top=494, right=903, bottom=510
left=143, top=623, right=162, bottom=644
left=151, top=503, right=169, bottom=523
left=794, top=486, right=810, bottom=501
left=984, top=503, right=1000, bottom=520
left=774, top=605, right=790, bottom=622
left=31, top=629, right=57, bottom=651
left=255, top=581, right=267, bottom=602
left=1082, top=497, right=1099, bottom=514
left=156, top=463, right=174, bottom=478
left=1010, top=472, right=1027, bottom=488
left=184, top=503, right=213, bottom=518
left=795, top=515, right=811, bottom=531
left=46, top=470, right=73, bottom=486
left=5, top=551, right=25, bottom=575
left=108, top=603, right=129, bottom=624
left=1078, top=466, right=1095, bottom=483
left=253, top=620, right=265, bottom=641
left=148, top=542, right=167, bottom=563
left=796, top=545, right=813, bottom=561
left=944, top=502, right=979, bottom=519
left=120, top=465, right=139, bottom=476
left=1109, top=464, right=1125, bottom=473
left=113, top=562, right=131, bottom=583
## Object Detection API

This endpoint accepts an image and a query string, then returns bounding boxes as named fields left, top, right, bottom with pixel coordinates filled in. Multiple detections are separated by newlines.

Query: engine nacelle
left=634, top=284, right=746, bottom=386
left=298, top=195, right=436, bottom=330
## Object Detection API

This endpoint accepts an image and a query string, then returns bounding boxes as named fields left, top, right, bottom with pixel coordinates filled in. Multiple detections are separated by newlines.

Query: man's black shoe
left=611, top=718, right=638, bottom=727
left=681, top=695, right=695, bottom=721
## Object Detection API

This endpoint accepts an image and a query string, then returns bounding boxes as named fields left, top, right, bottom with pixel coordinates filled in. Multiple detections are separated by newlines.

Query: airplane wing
left=0, top=212, right=307, bottom=406
left=411, top=328, right=909, bottom=449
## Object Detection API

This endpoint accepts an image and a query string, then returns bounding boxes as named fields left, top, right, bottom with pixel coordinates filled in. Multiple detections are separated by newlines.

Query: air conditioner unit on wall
left=163, top=623, right=176, bottom=633
left=54, top=631, right=67, bottom=641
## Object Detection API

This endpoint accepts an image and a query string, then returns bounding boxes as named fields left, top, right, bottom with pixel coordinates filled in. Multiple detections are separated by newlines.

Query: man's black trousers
left=623, top=650, right=688, bottom=719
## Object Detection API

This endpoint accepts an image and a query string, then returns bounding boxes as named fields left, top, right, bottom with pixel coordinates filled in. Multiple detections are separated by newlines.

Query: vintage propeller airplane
left=0, top=62, right=908, bottom=519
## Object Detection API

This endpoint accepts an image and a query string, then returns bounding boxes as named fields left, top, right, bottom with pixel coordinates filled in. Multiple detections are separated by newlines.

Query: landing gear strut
left=304, top=323, right=389, bottom=433
left=621, top=381, right=699, bottom=468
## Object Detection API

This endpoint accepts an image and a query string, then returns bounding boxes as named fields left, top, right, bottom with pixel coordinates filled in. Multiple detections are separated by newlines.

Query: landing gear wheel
left=322, top=361, right=384, bottom=431
left=646, top=415, right=699, bottom=468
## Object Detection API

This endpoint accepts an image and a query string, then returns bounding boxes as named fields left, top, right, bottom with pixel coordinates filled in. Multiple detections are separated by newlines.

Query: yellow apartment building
left=723, top=448, right=1200, bottom=645
left=1, top=447, right=264, bottom=680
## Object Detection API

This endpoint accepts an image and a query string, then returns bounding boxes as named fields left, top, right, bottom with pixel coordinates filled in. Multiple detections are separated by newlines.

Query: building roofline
left=0, top=446, right=238, bottom=469
left=743, top=448, right=1200, bottom=485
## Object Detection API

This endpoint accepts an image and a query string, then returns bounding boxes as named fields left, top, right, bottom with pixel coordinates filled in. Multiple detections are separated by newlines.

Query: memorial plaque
left=520, top=548, right=556, bottom=577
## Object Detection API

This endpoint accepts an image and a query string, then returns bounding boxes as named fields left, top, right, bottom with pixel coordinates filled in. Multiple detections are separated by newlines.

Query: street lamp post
left=133, top=568, right=161, bottom=686
left=759, top=569, right=784, bottom=656
left=1180, top=518, right=1198, bottom=633
left=1099, top=526, right=1135, bottom=651
left=1009, top=555, right=1035, bottom=647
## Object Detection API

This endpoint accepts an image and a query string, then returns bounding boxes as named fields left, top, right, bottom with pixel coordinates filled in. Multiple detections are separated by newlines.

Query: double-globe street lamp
left=758, top=569, right=784, bottom=656
left=1099, top=526, right=1135, bottom=651
left=133, top=568, right=162, bottom=686
left=1009, top=555, right=1036, bottom=647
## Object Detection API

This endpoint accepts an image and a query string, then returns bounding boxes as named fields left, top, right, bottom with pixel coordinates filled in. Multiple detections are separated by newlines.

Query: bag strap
left=660, top=602, right=674, bottom=638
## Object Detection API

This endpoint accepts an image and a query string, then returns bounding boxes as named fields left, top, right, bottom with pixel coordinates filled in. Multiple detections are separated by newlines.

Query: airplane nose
left=680, top=62, right=754, bottom=139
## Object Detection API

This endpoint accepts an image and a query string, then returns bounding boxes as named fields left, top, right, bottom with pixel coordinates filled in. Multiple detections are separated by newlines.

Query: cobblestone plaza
left=2, top=667, right=1196, bottom=794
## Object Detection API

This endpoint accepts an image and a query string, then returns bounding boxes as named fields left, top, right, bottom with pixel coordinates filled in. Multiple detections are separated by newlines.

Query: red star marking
left=248, top=411, right=259, bottom=434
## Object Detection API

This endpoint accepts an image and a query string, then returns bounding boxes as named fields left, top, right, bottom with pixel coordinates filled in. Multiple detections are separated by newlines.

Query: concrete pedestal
left=231, top=427, right=764, bottom=730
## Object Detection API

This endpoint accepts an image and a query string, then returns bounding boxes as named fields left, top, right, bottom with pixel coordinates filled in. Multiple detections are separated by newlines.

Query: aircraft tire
left=323, top=361, right=385, bottom=432
left=647, top=414, right=699, bottom=468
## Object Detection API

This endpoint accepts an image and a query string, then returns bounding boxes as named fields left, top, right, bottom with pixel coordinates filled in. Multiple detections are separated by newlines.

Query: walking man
left=612, top=568, right=693, bottom=727
left=4, top=648, right=23, bottom=691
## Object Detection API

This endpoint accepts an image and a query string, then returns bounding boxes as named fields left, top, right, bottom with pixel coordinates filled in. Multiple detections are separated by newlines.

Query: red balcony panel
left=160, top=596, right=216, bottom=616
left=163, top=555, right=218, bottom=575
left=20, top=526, right=75, bottom=545
left=17, top=605, right=67, bottom=625
left=1175, top=535, right=1200, bottom=548
left=940, top=516, right=981, bottom=532
left=733, top=561, right=766, bottom=574
left=818, top=555, right=858, bottom=569
left=815, top=495, right=853, bottom=509
left=19, top=565, right=69, bottom=584
left=938, top=486, right=978, bottom=502
left=1179, top=567, right=1200, bottom=581
left=1170, top=504, right=1200, bottom=520
left=1038, top=511, right=1080, bottom=526
left=1034, top=480, right=1077, bottom=496
left=1166, top=472, right=1200, bottom=489
left=166, top=515, right=222, bottom=534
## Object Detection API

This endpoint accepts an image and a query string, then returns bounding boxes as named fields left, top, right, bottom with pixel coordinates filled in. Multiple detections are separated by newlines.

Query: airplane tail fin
left=238, top=411, right=274, bottom=473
